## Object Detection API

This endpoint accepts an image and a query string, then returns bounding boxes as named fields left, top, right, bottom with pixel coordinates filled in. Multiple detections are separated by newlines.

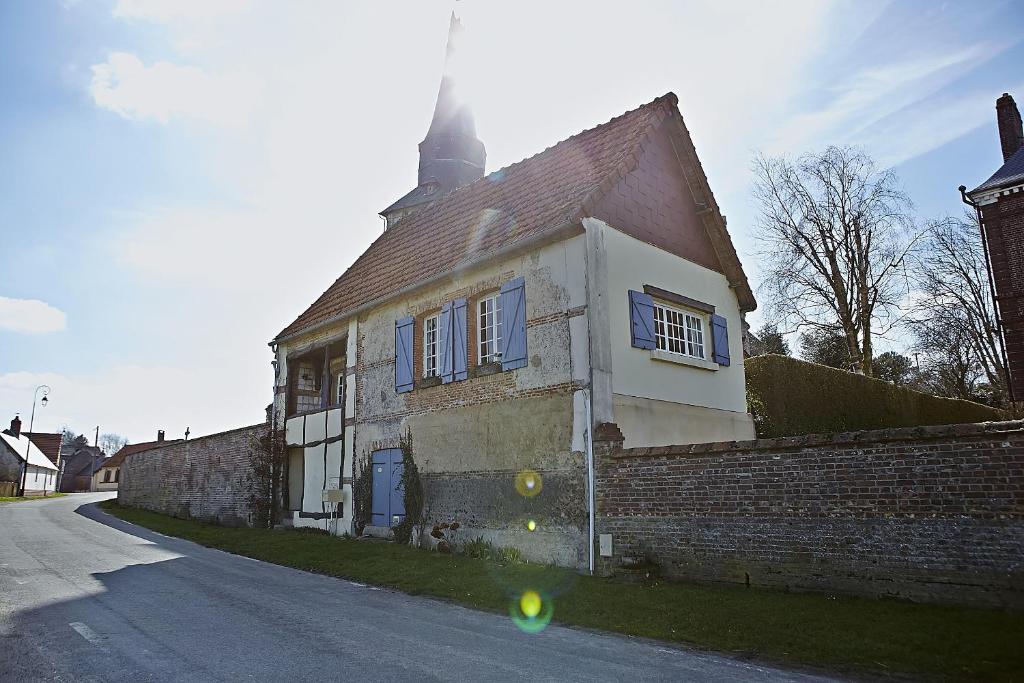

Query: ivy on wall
left=247, top=424, right=286, bottom=528
left=393, top=428, right=425, bottom=546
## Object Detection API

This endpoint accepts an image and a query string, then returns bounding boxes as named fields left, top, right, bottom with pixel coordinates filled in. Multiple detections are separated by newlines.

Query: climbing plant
left=248, top=423, right=286, bottom=528
left=392, top=428, right=425, bottom=546
left=352, top=448, right=373, bottom=536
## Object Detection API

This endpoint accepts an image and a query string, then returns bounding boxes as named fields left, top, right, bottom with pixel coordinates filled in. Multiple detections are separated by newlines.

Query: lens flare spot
left=509, top=590, right=554, bottom=634
left=514, top=469, right=543, bottom=498
left=520, top=590, right=541, bottom=618
left=526, top=519, right=537, bottom=532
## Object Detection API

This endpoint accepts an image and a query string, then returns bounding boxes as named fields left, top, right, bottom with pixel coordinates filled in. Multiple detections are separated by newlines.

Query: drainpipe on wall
left=583, top=389, right=595, bottom=575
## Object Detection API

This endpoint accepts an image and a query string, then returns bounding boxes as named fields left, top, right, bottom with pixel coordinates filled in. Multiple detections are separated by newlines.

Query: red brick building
left=966, top=93, right=1024, bottom=402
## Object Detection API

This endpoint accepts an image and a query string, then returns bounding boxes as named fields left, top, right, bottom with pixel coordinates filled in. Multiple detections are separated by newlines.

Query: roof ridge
left=476, top=92, right=677, bottom=184
left=274, top=93, right=679, bottom=342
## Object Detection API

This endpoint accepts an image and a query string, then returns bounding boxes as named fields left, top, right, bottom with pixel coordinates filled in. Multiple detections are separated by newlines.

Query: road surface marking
left=69, top=622, right=108, bottom=650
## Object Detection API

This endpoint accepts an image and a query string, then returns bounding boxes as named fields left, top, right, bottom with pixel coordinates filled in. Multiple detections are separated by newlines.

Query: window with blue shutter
left=500, top=277, right=528, bottom=370
left=452, top=298, right=468, bottom=381
left=628, top=290, right=656, bottom=350
left=439, top=302, right=454, bottom=384
left=394, top=316, right=415, bottom=393
left=710, top=314, right=730, bottom=366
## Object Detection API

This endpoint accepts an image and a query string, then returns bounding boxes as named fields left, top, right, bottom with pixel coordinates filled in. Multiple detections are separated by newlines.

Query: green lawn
left=99, top=500, right=1023, bottom=681
left=0, top=492, right=66, bottom=502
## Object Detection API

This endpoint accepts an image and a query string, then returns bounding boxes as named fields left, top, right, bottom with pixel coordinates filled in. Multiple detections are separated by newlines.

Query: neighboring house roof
left=61, top=447, right=106, bottom=477
left=971, top=145, right=1024, bottom=194
left=0, top=432, right=59, bottom=471
left=24, top=432, right=62, bottom=467
left=276, top=93, right=755, bottom=342
left=100, top=439, right=179, bottom=469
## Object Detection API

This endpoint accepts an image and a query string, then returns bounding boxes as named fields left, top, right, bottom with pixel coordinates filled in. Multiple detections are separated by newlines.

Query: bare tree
left=98, top=433, right=129, bottom=455
left=753, top=146, right=915, bottom=375
left=908, top=213, right=1009, bottom=406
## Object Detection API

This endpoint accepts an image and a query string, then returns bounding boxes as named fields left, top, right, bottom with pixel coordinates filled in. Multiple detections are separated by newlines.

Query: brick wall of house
left=979, top=191, right=1024, bottom=398
left=591, top=119, right=724, bottom=275
left=594, top=420, right=1024, bottom=607
left=118, top=423, right=266, bottom=527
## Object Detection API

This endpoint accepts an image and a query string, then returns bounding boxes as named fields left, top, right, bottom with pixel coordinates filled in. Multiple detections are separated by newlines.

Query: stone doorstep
left=362, top=524, right=395, bottom=540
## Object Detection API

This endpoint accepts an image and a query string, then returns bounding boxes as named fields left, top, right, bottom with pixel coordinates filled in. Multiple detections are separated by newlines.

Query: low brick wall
left=594, top=420, right=1024, bottom=607
left=119, top=424, right=266, bottom=527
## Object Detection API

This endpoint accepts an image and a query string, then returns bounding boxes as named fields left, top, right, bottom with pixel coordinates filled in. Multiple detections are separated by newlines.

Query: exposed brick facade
left=978, top=191, right=1024, bottom=398
left=594, top=420, right=1024, bottom=607
left=118, top=424, right=267, bottom=527
left=592, top=119, right=723, bottom=274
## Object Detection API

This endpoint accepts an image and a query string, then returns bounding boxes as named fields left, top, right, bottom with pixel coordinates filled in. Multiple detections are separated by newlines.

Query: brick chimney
left=157, top=429, right=165, bottom=442
left=997, top=93, right=1024, bottom=162
left=8, top=415, right=21, bottom=439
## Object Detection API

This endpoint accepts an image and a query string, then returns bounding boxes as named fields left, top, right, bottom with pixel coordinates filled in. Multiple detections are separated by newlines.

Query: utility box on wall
left=599, top=533, right=613, bottom=557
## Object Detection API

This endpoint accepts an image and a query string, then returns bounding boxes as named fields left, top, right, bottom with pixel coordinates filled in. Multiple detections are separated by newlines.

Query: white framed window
left=478, top=295, right=503, bottom=364
left=336, top=374, right=345, bottom=406
left=423, top=314, right=439, bottom=377
left=653, top=302, right=705, bottom=360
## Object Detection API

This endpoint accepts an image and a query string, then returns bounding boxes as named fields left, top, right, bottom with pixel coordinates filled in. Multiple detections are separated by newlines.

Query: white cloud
left=764, top=42, right=1007, bottom=165
left=89, top=52, right=262, bottom=126
left=112, top=0, right=254, bottom=23
left=0, top=364, right=267, bottom=445
left=0, top=297, right=66, bottom=334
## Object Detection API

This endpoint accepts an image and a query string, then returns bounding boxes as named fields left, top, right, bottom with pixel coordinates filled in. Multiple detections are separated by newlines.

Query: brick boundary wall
left=118, top=423, right=267, bottom=527
left=593, top=420, right=1024, bottom=608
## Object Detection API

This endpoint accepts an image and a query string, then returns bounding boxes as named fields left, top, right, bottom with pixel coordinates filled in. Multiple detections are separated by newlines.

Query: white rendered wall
left=584, top=218, right=754, bottom=446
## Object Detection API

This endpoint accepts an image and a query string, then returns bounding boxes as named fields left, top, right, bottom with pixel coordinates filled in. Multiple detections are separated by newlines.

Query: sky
left=1, top=0, right=1022, bottom=444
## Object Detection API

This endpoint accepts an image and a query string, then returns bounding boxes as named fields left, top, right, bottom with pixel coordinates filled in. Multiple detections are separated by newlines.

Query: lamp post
left=19, top=385, right=50, bottom=497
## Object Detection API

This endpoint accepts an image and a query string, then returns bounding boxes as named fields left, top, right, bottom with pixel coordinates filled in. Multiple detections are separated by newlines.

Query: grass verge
left=100, top=500, right=1022, bottom=681
left=0, top=492, right=67, bottom=502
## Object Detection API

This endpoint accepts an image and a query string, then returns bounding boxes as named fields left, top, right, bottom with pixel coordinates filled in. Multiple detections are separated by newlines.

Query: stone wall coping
left=607, top=419, right=1024, bottom=459
left=122, top=422, right=269, bottom=465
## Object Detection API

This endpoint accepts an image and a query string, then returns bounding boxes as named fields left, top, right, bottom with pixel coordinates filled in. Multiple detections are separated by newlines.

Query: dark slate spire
left=381, top=13, right=486, bottom=227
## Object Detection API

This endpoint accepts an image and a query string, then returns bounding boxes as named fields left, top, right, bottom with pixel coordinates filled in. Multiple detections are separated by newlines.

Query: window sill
left=418, top=375, right=442, bottom=389
left=472, top=362, right=503, bottom=378
left=650, top=349, right=718, bottom=371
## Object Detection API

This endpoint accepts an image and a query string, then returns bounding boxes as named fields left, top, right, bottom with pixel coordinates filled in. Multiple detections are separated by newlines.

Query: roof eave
left=272, top=220, right=585, bottom=346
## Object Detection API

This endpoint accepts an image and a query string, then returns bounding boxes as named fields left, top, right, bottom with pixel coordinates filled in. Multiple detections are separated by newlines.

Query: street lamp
left=19, top=385, right=50, bottom=497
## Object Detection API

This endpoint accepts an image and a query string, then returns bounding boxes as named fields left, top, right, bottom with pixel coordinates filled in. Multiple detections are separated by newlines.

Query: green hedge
left=745, top=354, right=1005, bottom=438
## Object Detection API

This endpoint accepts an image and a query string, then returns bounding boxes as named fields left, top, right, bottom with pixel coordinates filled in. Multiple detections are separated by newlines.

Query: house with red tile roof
left=24, top=431, right=63, bottom=468
left=270, top=15, right=755, bottom=567
left=93, top=431, right=178, bottom=491
left=1, top=417, right=59, bottom=496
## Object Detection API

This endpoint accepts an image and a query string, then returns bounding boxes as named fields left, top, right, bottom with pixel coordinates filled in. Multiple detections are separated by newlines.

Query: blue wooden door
left=371, top=448, right=405, bottom=527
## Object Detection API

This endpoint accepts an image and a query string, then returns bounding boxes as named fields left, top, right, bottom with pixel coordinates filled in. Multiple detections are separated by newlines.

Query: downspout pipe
left=584, top=389, right=595, bottom=575
left=960, top=186, right=1016, bottom=404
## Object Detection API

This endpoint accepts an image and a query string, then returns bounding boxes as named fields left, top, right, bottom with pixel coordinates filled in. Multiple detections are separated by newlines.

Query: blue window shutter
left=711, top=313, right=730, bottom=366
left=452, top=298, right=468, bottom=381
left=500, top=277, right=528, bottom=370
left=394, top=316, right=415, bottom=393
left=629, top=290, right=656, bottom=350
left=439, top=302, right=454, bottom=384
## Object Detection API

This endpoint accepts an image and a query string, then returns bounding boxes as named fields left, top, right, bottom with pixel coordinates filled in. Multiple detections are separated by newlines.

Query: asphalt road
left=0, top=494, right=838, bottom=682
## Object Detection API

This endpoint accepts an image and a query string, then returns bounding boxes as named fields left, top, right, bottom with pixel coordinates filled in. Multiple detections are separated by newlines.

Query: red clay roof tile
left=276, top=93, right=753, bottom=341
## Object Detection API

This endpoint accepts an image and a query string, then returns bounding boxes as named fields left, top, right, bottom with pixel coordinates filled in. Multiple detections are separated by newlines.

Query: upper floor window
left=478, top=294, right=502, bottom=364
left=653, top=302, right=705, bottom=360
left=423, top=314, right=439, bottom=378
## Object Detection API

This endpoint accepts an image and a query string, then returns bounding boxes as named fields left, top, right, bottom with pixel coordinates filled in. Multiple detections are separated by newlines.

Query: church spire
left=381, top=12, right=486, bottom=227
left=418, top=12, right=485, bottom=188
